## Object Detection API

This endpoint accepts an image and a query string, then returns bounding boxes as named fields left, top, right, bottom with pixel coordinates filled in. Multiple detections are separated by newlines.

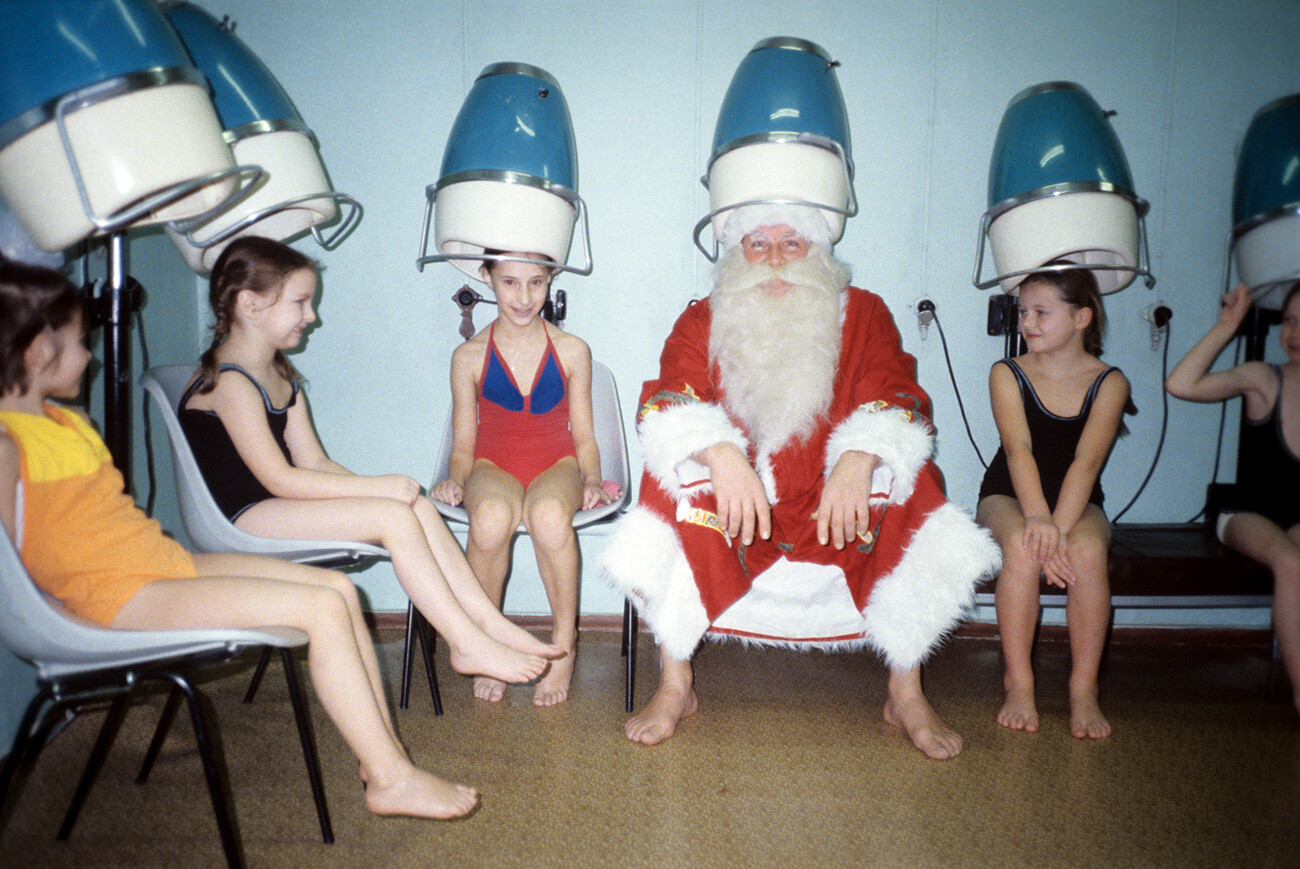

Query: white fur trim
left=860, top=503, right=1001, bottom=670
left=721, top=204, right=832, bottom=249
left=599, top=506, right=711, bottom=661
left=639, top=402, right=748, bottom=499
left=825, top=406, right=933, bottom=505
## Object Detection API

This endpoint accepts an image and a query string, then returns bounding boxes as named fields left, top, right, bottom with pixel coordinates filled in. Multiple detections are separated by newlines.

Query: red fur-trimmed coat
left=601, top=287, right=999, bottom=668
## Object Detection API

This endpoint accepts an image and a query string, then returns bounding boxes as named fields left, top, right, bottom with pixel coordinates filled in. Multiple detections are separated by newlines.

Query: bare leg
left=1224, top=515, right=1300, bottom=718
left=522, top=459, right=582, bottom=706
left=410, top=496, right=555, bottom=657
left=111, top=557, right=477, bottom=819
left=979, top=496, right=1041, bottom=733
left=625, top=647, right=697, bottom=745
left=236, top=497, right=554, bottom=685
left=1062, top=506, right=1112, bottom=739
left=883, top=666, right=964, bottom=759
left=463, top=462, right=524, bottom=701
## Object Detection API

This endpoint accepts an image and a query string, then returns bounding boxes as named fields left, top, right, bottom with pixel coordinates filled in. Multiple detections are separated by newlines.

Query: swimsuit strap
left=180, top=362, right=298, bottom=413
left=999, top=358, right=1117, bottom=420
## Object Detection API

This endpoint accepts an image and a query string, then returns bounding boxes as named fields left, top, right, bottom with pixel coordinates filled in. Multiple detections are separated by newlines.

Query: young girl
left=178, top=237, right=561, bottom=693
left=1166, top=282, right=1300, bottom=718
left=432, top=252, right=611, bottom=706
left=0, top=258, right=474, bottom=819
left=976, top=268, right=1131, bottom=739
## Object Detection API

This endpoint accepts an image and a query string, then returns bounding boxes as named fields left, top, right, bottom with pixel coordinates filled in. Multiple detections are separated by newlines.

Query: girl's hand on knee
left=431, top=479, right=463, bottom=506
left=582, top=483, right=607, bottom=509
left=1022, top=514, right=1060, bottom=564
left=1043, top=549, right=1076, bottom=587
left=373, top=474, right=421, bottom=505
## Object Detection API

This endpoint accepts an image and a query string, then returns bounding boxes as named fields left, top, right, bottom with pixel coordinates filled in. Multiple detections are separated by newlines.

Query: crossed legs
left=1220, top=513, right=1300, bottom=718
left=236, top=496, right=558, bottom=685
left=111, top=553, right=477, bottom=819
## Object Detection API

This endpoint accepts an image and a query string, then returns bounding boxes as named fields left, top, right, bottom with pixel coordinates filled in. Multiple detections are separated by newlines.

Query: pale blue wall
left=155, top=0, right=1297, bottom=620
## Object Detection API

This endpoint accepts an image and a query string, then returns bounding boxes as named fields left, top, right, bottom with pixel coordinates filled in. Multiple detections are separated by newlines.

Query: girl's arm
left=0, top=433, right=18, bottom=543
left=560, top=335, right=608, bottom=509
left=989, top=361, right=1061, bottom=567
left=1166, top=284, right=1274, bottom=416
left=1045, top=369, right=1129, bottom=586
left=210, top=374, right=419, bottom=504
left=431, top=342, right=481, bottom=506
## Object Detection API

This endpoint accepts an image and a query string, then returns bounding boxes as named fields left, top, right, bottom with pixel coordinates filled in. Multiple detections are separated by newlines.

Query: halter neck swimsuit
left=473, top=323, right=576, bottom=488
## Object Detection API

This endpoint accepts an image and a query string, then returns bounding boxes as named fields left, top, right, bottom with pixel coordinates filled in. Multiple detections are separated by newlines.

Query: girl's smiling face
left=481, top=256, right=552, bottom=327
left=243, top=267, right=317, bottom=350
left=1017, top=279, right=1090, bottom=355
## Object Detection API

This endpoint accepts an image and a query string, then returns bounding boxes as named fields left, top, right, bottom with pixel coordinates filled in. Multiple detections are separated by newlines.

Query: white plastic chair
left=0, top=528, right=319, bottom=868
left=140, top=365, right=441, bottom=712
left=429, top=359, right=638, bottom=709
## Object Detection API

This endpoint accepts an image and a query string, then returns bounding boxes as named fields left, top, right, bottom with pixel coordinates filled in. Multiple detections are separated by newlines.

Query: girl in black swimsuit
left=976, top=268, right=1131, bottom=740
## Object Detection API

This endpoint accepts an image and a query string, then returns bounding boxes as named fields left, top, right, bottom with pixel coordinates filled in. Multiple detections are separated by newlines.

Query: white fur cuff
left=824, top=405, right=933, bottom=504
left=640, top=401, right=749, bottom=495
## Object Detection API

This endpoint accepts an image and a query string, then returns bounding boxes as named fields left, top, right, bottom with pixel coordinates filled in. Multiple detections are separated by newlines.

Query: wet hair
left=479, top=248, right=557, bottom=277
left=1020, top=266, right=1106, bottom=356
left=0, top=257, right=86, bottom=397
left=196, top=236, right=314, bottom=393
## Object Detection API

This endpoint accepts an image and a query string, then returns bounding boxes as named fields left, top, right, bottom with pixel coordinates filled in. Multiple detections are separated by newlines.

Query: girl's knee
left=468, top=499, right=520, bottom=546
left=1066, top=537, right=1108, bottom=579
left=523, top=498, right=576, bottom=548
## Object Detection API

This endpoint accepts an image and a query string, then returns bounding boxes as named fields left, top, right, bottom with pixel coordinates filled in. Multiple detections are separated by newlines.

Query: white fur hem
left=824, top=406, right=933, bottom=504
left=861, top=502, right=1000, bottom=670
left=599, top=506, right=710, bottom=660
left=639, top=402, right=748, bottom=498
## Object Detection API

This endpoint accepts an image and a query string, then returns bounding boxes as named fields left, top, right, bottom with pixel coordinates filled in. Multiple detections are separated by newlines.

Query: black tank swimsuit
left=978, top=359, right=1119, bottom=511
left=179, top=363, right=298, bottom=521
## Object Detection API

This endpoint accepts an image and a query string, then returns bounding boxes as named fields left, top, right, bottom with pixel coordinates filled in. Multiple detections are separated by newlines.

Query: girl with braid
left=180, top=237, right=562, bottom=692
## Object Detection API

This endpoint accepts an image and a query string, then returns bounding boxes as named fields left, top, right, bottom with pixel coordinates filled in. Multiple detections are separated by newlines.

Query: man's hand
left=699, top=442, right=770, bottom=545
left=815, top=450, right=880, bottom=549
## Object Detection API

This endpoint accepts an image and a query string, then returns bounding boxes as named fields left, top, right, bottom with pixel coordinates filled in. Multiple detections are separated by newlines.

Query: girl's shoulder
left=547, top=325, right=592, bottom=371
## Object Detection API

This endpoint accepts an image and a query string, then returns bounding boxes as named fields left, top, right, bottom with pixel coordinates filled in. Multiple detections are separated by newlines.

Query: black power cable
left=927, top=302, right=989, bottom=469
left=1113, top=305, right=1173, bottom=522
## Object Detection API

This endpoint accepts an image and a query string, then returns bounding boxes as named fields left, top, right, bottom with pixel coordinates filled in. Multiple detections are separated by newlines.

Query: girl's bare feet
left=997, top=680, right=1040, bottom=732
left=1069, top=684, right=1112, bottom=739
left=533, top=647, right=576, bottom=706
left=625, top=681, right=697, bottom=745
left=362, top=764, right=478, bottom=820
left=473, top=676, right=506, bottom=702
left=446, top=633, right=549, bottom=684
left=473, top=608, right=565, bottom=659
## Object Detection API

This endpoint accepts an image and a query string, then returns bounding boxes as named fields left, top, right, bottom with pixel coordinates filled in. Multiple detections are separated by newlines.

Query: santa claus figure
left=601, top=204, right=1000, bottom=758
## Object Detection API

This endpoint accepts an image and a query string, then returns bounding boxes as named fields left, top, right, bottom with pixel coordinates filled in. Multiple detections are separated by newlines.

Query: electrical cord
left=134, top=295, right=157, bottom=517
left=1113, top=308, right=1172, bottom=522
left=929, top=304, right=988, bottom=469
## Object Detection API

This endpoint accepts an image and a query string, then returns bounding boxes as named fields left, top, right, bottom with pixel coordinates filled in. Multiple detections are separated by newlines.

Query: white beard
left=708, top=245, right=850, bottom=452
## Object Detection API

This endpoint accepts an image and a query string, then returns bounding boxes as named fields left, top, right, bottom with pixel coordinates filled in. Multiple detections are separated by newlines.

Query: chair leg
left=161, top=671, right=244, bottom=869
left=400, top=601, right=417, bottom=709
left=0, top=685, right=56, bottom=819
left=401, top=602, right=442, bottom=714
left=623, top=599, right=638, bottom=713
left=58, top=694, right=129, bottom=840
left=243, top=647, right=274, bottom=704
left=413, top=610, right=444, bottom=716
left=279, top=649, right=334, bottom=844
left=138, top=685, right=184, bottom=783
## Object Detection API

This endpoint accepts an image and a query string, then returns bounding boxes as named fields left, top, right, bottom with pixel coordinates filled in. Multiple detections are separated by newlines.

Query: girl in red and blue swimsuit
left=434, top=252, right=613, bottom=706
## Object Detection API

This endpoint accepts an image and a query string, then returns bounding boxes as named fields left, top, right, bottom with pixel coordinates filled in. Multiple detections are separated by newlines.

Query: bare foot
left=997, top=682, right=1040, bottom=732
left=363, top=764, right=478, bottom=820
left=1069, top=686, right=1112, bottom=739
left=883, top=692, right=964, bottom=760
left=473, top=676, right=505, bottom=702
left=534, top=650, right=575, bottom=706
left=446, top=632, right=549, bottom=683
left=474, top=609, right=565, bottom=659
left=625, top=681, right=697, bottom=745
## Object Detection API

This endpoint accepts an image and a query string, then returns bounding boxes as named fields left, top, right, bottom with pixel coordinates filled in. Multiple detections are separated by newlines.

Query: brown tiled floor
left=1, top=628, right=1296, bottom=867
